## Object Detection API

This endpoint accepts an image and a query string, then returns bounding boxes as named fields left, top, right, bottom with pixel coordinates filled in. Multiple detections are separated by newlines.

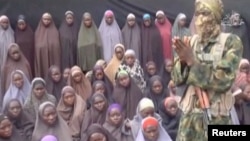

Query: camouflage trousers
left=176, top=113, right=231, bottom=141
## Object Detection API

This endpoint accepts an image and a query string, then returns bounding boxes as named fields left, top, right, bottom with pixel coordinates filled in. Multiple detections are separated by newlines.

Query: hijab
left=122, top=13, right=141, bottom=59
left=0, top=114, right=26, bottom=141
left=57, top=86, right=86, bottom=138
left=15, top=14, right=35, bottom=75
left=41, top=135, right=58, bottom=141
left=103, top=104, right=133, bottom=141
left=3, top=99, right=34, bottom=141
left=31, top=101, right=72, bottom=141
left=23, top=78, right=57, bottom=121
left=145, top=75, right=169, bottom=113
left=82, top=124, right=116, bottom=141
left=59, top=11, right=79, bottom=70
left=3, top=70, right=31, bottom=110
left=104, top=43, right=125, bottom=85
left=135, top=117, right=172, bottom=141
left=1, top=43, right=32, bottom=95
left=77, top=12, right=103, bottom=71
left=98, top=10, right=122, bottom=62
left=67, top=66, right=92, bottom=101
left=45, top=65, right=66, bottom=101
left=130, top=97, right=162, bottom=139
left=112, top=70, right=143, bottom=119
left=81, top=93, right=108, bottom=137
left=34, top=13, right=61, bottom=78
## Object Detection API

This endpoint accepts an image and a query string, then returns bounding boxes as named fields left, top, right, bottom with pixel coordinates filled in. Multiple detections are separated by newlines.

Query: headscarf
left=15, top=14, right=35, bottom=76
left=57, top=86, right=86, bottom=138
left=112, top=70, right=143, bottom=119
left=99, top=10, right=123, bottom=62
left=172, top=13, right=191, bottom=39
left=3, top=70, right=31, bottom=109
left=83, top=124, right=116, bottom=141
left=23, top=77, right=57, bottom=121
left=34, top=12, right=61, bottom=78
left=81, top=93, right=108, bottom=138
left=67, top=66, right=92, bottom=101
left=130, top=98, right=162, bottom=139
left=103, top=104, right=133, bottom=141
left=92, top=80, right=114, bottom=104
left=59, top=10, right=79, bottom=70
left=195, top=0, right=223, bottom=24
left=0, top=15, right=14, bottom=74
left=145, top=75, right=169, bottom=113
left=122, top=13, right=141, bottom=59
left=41, top=135, right=58, bottom=141
left=1, top=43, right=32, bottom=95
left=135, top=116, right=172, bottom=141
left=45, top=65, right=66, bottom=101
left=31, top=101, right=72, bottom=141
left=3, top=99, right=35, bottom=141
left=77, top=12, right=103, bottom=71
left=104, top=43, right=125, bottom=85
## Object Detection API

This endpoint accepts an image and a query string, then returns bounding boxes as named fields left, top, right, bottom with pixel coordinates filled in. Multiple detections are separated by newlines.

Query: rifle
left=194, top=87, right=212, bottom=133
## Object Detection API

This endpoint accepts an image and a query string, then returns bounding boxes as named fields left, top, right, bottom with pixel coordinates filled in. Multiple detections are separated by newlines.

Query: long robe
left=34, top=17, right=61, bottom=78
left=99, top=15, right=122, bottom=62
left=122, top=21, right=141, bottom=59
left=15, top=23, right=34, bottom=76
left=1, top=44, right=32, bottom=96
left=155, top=17, right=172, bottom=60
left=4, top=99, right=34, bottom=141
left=77, top=19, right=103, bottom=71
left=112, top=76, right=143, bottom=120
left=141, top=23, right=164, bottom=70
left=57, top=87, right=86, bottom=141
left=59, top=19, right=79, bottom=70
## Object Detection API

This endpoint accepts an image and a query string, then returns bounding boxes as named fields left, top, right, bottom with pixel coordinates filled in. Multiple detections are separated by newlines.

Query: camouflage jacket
left=172, top=33, right=243, bottom=116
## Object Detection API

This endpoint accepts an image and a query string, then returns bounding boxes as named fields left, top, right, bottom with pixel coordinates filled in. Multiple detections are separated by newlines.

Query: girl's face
left=51, top=67, right=61, bottom=82
left=42, top=16, right=51, bottom=27
left=152, top=80, right=163, bottom=94
left=127, top=18, right=135, bottom=27
left=240, top=63, right=250, bottom=73
left=84, top=15, right=92, bottom=28
left=0, top=18, right=9, bottom=30
left=165, top=60, right=173, bottom=73
left=33, top=82, right=46, bottom=99
left=9, top=46, right=21, bottom=61
left=89, top=132, right=106, bottom=141
left=118, top=75, right=130, bottom=87
left=7, top=100, right=22, bottom=119
left=124, top=55, right=135, bottom=66
left=63, top=92, right=75, bottom=107
left=0, top=119, right=12, bottom=138
left=178, top=18, right=187, bottom=27
left=17, top=21, right=26, bottom=31
left=109, top=108, right=122, bottom=126
left=63, top=68, right=70, bottom=80
left=156, top=14, right=165, bottom=25
left=95, top=69, right=104, bottom=80
left=66, top=14, right=74, bottom=25
left=115, top=47, right=124, bottom=60
left=42, top=105, right=57, bottom=126
left=147, top=64, right=156, bottom=76
left=140, top=107, right=154, bottom=119
left=165, top=100, right=178, bottom=117
left=143, top=19, right=151, bottom=27
left=105, top=15, right=114, bottom=25
left=72, top=72, right=82, bottom=83
left=94, top=83, right=105, bottom=94
left=93, top=96, right=106, bottom=112
left=143, top=125, right=159, bottom=141
left=12, top=72, right=24, bottom=89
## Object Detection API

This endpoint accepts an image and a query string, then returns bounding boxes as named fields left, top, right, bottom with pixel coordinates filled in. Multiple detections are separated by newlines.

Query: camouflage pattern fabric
left=176, top=113, right=230, bottom=141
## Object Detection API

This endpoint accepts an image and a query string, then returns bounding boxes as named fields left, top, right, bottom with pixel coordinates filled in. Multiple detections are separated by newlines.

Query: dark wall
left=1, top=0, right=250, bottom=30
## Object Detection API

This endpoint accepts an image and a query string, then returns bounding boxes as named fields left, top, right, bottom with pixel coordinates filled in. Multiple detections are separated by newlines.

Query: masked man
left=171, top=0, right=243, bottom=140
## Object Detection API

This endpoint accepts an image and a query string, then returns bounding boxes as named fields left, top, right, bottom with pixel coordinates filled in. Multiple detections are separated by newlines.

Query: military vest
left=179, top=33, right=235, bottom=117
